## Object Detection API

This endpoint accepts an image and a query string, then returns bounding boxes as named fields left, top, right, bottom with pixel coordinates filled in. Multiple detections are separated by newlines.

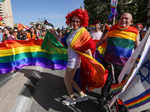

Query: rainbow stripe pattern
left=110, top=80, right=126, bottom=95
left=105, top=26, right=138, bottom=66
left=95, top=42, right=107, bottom=63
left=71, top=27, right=108, bottom=90
left=0, top=33, right=67, bottom=74
left=124, top=88, right=150, bottom=109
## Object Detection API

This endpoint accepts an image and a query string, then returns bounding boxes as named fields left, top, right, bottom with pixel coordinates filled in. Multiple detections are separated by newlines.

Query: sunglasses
left=72, top=20, right=80, bottom=23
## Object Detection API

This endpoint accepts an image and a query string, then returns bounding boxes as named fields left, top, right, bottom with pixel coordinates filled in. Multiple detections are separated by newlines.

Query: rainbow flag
left=124, top=89, right=150, bottom=109
left=0, top=32, right=67, bottom=74
left=95, top=42, right=107, bottom=63
left=105, top=25, right=138, bottom=66
left=70, top=27, right=108, bottom=91
left=110, top=80, right=126, bottom=95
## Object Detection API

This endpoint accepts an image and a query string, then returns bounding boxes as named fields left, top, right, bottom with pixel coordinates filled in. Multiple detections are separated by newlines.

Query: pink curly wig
left=65, top=8, right=89, bottom=27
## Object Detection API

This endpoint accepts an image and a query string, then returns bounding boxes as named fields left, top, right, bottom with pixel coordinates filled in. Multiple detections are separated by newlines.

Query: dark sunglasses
left=72, top=20, right=80, bottom=23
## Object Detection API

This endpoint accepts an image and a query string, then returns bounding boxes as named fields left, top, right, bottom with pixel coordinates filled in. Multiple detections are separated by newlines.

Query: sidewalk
left=0, top=72, right=28, bottom=112
left=0, top=66, right=59, bottom=112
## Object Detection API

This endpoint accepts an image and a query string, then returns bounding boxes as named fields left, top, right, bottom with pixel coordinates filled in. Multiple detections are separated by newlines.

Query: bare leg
left=72, top=81, right=86, bottom=97
left=64, top=67, right=86, bottom=98
left=64, top=68, right=76, bottom=98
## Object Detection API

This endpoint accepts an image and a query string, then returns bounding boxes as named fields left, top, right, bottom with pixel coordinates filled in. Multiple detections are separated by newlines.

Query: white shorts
left=67, top=57, right=81, bottom=69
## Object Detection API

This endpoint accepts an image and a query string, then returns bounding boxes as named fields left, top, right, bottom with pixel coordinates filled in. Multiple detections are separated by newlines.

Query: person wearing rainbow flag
left=62, top=8, right=108, bottom=105
left=97, top=12, right=139, bottom=110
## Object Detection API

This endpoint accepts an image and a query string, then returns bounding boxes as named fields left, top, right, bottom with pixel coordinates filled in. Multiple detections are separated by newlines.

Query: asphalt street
left=21, top=68, right=103, bottom=112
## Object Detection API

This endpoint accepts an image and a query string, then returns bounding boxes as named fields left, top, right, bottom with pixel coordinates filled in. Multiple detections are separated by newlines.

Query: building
left=0, top=0, right=13, bottom=27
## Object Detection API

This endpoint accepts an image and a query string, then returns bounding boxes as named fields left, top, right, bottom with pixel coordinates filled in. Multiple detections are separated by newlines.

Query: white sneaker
left=62, top=97, right=76, bottom=105
left=76, top=94, right=88, bottom=103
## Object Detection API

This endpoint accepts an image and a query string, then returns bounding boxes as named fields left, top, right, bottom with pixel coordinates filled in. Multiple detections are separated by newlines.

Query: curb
left=0, top=72, right=17, bottom=88
left=9, top=80, right=33, bottom=112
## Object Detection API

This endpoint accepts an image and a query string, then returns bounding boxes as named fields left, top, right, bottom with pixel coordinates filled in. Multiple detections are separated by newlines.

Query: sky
left=11, top=0, right=84, bottom=28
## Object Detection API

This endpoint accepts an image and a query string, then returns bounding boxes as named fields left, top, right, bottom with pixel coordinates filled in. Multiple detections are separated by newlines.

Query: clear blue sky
left=11, top=0, right=84, bottom=28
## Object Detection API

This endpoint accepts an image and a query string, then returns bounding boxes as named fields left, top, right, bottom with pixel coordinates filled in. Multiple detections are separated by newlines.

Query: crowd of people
left=0, top=8, right=148, bottom=112
left=0, top=24, right=46, bottom=42
left=0, top=18, right=146, bottom=45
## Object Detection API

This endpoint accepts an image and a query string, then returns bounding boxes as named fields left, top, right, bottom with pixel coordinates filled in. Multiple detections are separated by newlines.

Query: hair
left=36, top=23, right=40, bottom=28
left=65, top=8, right=89, bottom=27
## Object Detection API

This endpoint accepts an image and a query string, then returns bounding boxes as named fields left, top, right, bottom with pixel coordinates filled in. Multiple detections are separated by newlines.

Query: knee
left=64, top=74, right=72, bottom=84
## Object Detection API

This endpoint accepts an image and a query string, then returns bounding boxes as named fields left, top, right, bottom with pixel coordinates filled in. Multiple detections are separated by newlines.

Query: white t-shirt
left=91, top=31, right=103, bottom=40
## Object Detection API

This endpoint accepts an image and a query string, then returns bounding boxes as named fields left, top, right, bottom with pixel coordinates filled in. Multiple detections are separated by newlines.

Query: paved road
left=1, top=66, right=150, bottom=112
left=0, top=71, right=28, bottom=112
left=0, top=73, right=13, bottom=87
left=20, top=67, right=103, bottom=112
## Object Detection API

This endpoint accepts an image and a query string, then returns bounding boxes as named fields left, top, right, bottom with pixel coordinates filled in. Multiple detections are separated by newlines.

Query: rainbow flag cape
left=105, top=25, right=138, bottom=66
left=0, top=32, right=67, bottom=74
left=71, top=27, right=108, bottom=91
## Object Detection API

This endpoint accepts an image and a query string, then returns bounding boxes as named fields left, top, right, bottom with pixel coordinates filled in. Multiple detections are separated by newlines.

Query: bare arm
left=135, top=33, right=140, bottom=48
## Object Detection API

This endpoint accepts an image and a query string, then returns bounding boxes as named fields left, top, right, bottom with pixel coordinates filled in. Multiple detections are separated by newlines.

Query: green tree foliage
left=84, top=0, right=148, bottom=25
left=84, top=0, right=110, bottom=24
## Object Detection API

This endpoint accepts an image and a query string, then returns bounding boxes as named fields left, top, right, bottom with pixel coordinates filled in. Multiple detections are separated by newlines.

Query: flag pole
left=110, top=0, right=118, bottom=25
left=113, top=16, right=116, bottom=25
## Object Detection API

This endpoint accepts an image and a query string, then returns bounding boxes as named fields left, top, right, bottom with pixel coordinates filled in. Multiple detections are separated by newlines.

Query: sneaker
left=76, top=94, right=88, bottom=103
left=62, top=97, right=76, bottom=105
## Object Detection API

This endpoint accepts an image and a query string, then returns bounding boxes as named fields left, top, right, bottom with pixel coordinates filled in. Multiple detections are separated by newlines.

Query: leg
left=64, top=67, right=86, bottom=98
left=113, top=64, right=123, bottom=83
left=63, top=67, right=88, bottom=105
left=98, top=63, right=113, bottom=105
left=64, top=67, right=76, bottom=98
left=101, top=63, right=113, bottom=98
left=72, top=80, right=86, bottom=97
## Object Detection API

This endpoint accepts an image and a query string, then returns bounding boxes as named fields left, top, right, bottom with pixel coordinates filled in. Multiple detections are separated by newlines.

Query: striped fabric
left=71, top=27, right=108, bottom=91
left=124, top=88, right=150, bottom=109
left=110, top=80, right=126, bottom=95
left=117, top=33, right=150, bottom=112
left=104, top=25, right=138, bottom=66
left=95, top=42, right=107, bottom=63
left=0, top=35, right=67, bottom=74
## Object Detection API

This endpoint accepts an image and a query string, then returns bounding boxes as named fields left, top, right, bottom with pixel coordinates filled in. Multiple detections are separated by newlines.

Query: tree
left=84, top=0, right=148, bottom=25
left=84, top=0, right=110, bottom=24
left=118, top=0, right=148, bottom=25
